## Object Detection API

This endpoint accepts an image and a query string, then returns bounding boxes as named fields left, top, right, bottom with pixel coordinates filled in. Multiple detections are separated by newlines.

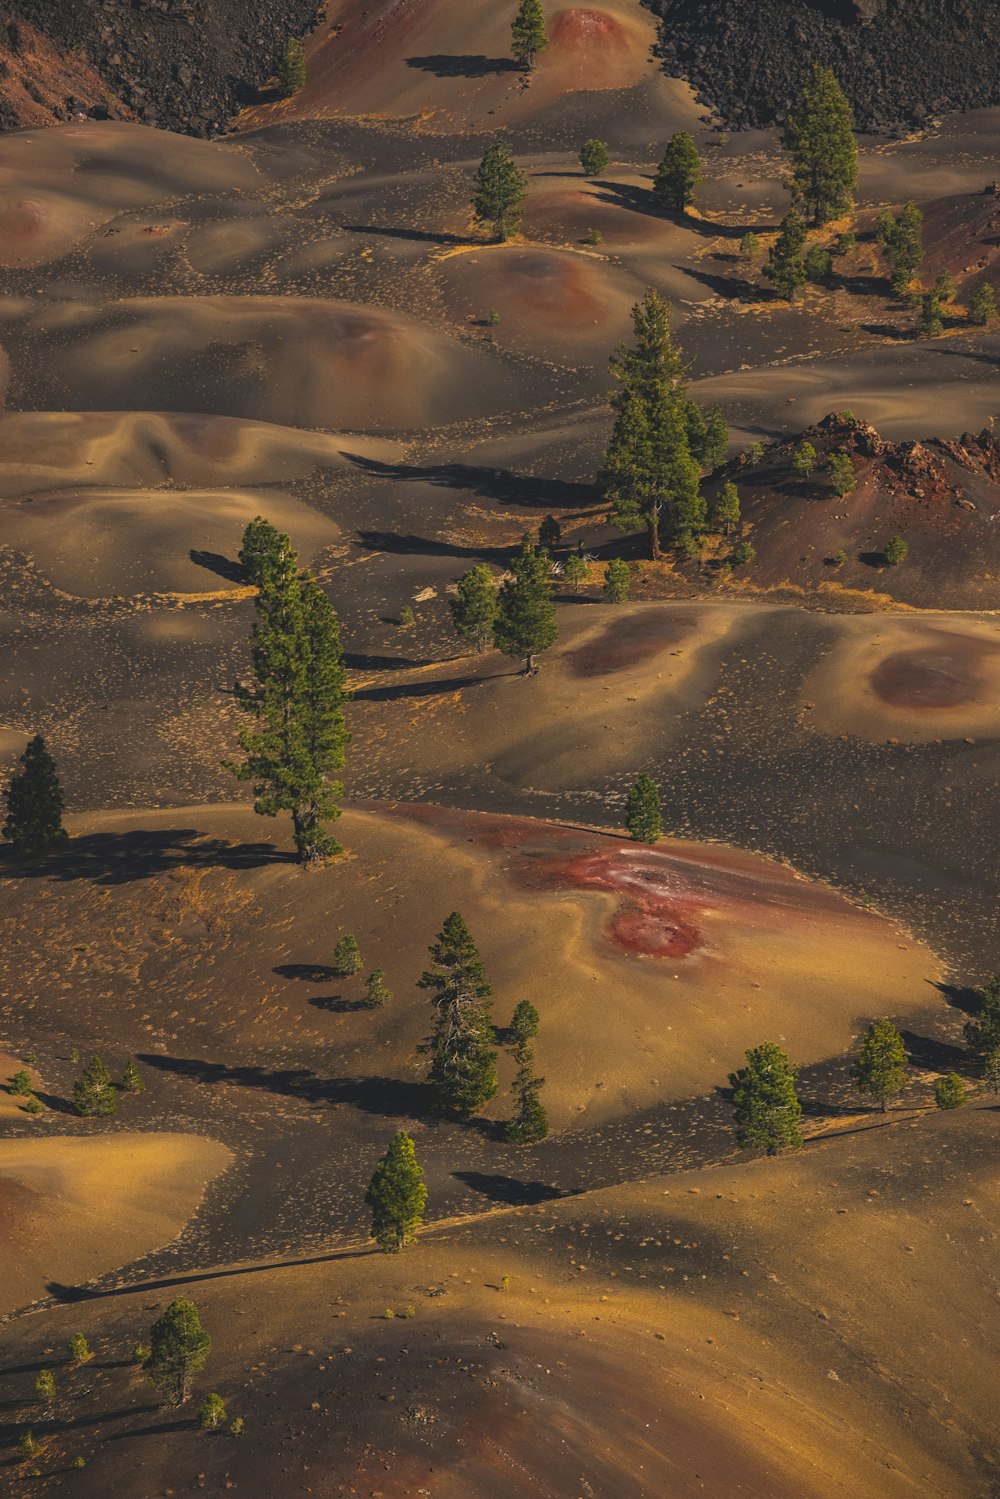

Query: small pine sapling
left=198, top=1393, right=228, bottom=1430
left=883, top=535, right=908, bottom=566
left=603, top=557, right=631, bottom=602
left=121, top=1058, right=144, bottom=1094
left=334, top=934, right=362, bottom=976
left=364, top=969, right=392, bottom=1009
left=934, top=1073, right=967, bottom=1109
left=69, top=1334, right=92, bottom=1365
left=579, top=138, right=609, bottom=176
left=9, top=1069, right=33, bottom=1096
left=35, top=1370, right=56, bottom=1405
left=625, top=775, right=662, bottom=844
left=509, top=999, right=540, bottom=1044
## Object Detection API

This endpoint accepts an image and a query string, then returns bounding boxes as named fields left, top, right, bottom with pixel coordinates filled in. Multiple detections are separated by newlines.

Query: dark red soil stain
left=869, top=637, right=998, bottom=709
left=551, top=8, right=629, bottom=49
left=524, top=846, right=702, bottom=957
left=565, top=611, right=692, bottom=678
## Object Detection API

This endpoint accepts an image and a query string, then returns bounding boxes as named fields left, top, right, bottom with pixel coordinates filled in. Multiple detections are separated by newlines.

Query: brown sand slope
left=0, top=1133, right=231, bottom=1313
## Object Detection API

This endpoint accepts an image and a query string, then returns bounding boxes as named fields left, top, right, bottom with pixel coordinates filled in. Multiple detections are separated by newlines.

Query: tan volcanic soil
left=0, top=1133, right=231, bottom=1313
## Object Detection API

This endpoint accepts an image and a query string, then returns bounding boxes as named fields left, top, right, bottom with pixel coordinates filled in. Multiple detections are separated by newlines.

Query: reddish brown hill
left=0, top=20, right=131, bottom=130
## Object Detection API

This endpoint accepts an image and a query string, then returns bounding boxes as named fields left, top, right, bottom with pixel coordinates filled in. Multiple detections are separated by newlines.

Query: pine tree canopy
left=366, top=1131, right=428, bottom=1252
left=277, top=36, right=307, bottom=97
left=787, top=63, right=858, bottom=226
left=654, top=132, right=702, bottom=213
left=626, top=775, right=662, bottom=843
left=450, top=565, right=499, bottom=653
left=493, top=536, right=558, bottom=674
left=965, top=973, right=1000, bottom=1052
left=851, top=1017, right=908, bottom=1111
left=511, top=0, right=548, bottom=68
left=420, top=912, right=498, bottom=1116
left=3, top=735, right=69, bottom=859
left=472, top=142, right=527, bottom=242
left=763, top=207, right=808, bottom=300
left=729, top=1041, right=802, bottom=1154
left=147, top=1298, right=211, bottom=1405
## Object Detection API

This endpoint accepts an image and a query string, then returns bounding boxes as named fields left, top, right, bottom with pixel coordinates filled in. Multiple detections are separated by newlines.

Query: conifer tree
left=876, top=201, right=924, bottom=293
left=511, top=0, right=548, bottom=69
left=739, top=230, right=761, bottom=264
left=73, top=1055, right=117, bottom=1118
left=698, top=405, right=729, bottom=470
left=934, top=1073, right=967, bottom=1110
left=226, top=530, right=349, bottom=863
left=538, top=514, right=561, bottom=550
left=786, top=64, right=858, bottom=226
left=729, top=1041, right=802, bottom=1154
left=562, top=552, right=588, bottom=585
left=764, top=207, right=808, bottom=299
left=509, top=999, right=540, bottom=1043
left=493, top=536, right=558, bottom=674
left=198, top=1393, right=227, bottom=1430
left=472, top=142, right=527, bottom=242
left=827, top=451, right=856, bottom=497
left=851, top=1017, right=908, bottom=1112
left=239, top=516, right=287, bottom=587
left=420, top=912, right=498, bottom=1116
left=364, top=969, right=392, bottom=1009
left=713, top=480, right=741, bottom=537
left=600, top=290, right=706, bottom=559
left=334, top=934, right=362, bottom=976
left=654, top=132, right=702, bottom=213
left=10, top=1069, right=32, bottom=1096
left=969, top=283, right=998, bottom=327
left=506, top=1039, right=549, bottom=1143
left=277, top=37, right=306, bottom=96
left=579, top=138, right=609, bottom=177
left=603, top=557, right=631, bottom=602
left=68, top=1334, right=92, bottom=1365
left=146, top=1298, right=211, bottom=1406
left=35, top=1370, right=56, bottom=1406
left=450, top=565, right=498, bottom=653
left=982, top=1045, right=1000, bottom=1094
left=366, top=1130, right=427, bottom=1252
left=964, top=973, right=1000, bottom=1053
left=793, top=440, right=817, bottom=478
left=3, top=736, right=68, bottom=859
left=121, top=1058, right=144, bottom=1094
left=626, top=775, right=662, bottom=843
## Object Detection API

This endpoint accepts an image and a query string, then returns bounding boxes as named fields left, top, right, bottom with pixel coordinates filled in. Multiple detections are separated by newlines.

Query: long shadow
left=344, top=650, right=442, bottom=672
left=189, top=548, right=244, bottom=583
left=0, top=830, right=293, bottom=885
left=900, top=1029, right=974, bottom=1074
left=351, top=671, right=496, bottom=704
left=931, top=980, right=981, bottom=1021
left=274, top=962, right=339, bottom=982
left=345, top=452, right=597, bottom=510
left=354, top=530, right=517, bottom=567
left=453, top=1171, right=568, bottom=1205
left=33, top=1090, right=75, bottom=1115
left=405, top=53, right=519, bottom=77
left=308, top=995, right=370, bottom=1013
left=680, top=262, right=772, bottom=302
left=342, top=223, right=468, bottom=246
left=136, top=1053, right=434, bottom=1116
left=43, top=1244, right=374, bottom=1305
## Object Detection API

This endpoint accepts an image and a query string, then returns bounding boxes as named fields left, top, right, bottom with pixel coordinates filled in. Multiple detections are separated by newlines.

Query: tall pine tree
left=786, top=64, right=858, bottom=226
left=654, top=132, right=702, bottom=213
left=851, top=1017, right=908, bottom=1112
left=3, top=736, right=68, bottom=858
left=493, top=536, right=558, bottom=674
left=506, top=1039, right=549, bottom=1143
left=420, top=912, right=498, bottom=1116
left=450, top=565, right=498, bottom=653
left=511, top=0, right=548, bottom=69
left=366, top=1131, right=427, bottom=1252
left=729, top=1042, right=802, bottom=1154
left=146, top=1298, right=210, bottom=1406
left=472, top=142, right=527, bottom=242
left=226, top=530, right=350, bottom=862
left=764, top=207, right=808, bottom=300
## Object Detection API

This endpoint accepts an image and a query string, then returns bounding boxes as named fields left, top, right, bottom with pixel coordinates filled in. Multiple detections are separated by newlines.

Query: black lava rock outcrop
left=5, top=0, right=322, bottom=136
left=651, top=0, right=1000, bottom=131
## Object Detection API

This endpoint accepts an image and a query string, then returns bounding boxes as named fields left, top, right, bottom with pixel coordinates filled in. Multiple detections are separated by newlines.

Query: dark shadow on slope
left=344, top=453, right=597, bottom=510
left=900, top=1029, right=975, bottom=1074
left=43, top=1244, right=374, bottom=1305
left=931, top=980, right=983, bottom=1021
left=351, top=672, right=498, bottom=704
left=355, top=530, right=514, bottom=564
left=189, top=548, right=245, bottom=583
left=343, top=223, right=469, bottom=245
left=274, top=962, right=340, bottom=982
left=406, top=54, right=520, bottom=77
left=0, top=830, right=293, bottom=885
left=453, top=1171, right=567, bottom=1205
left=136, top=1053, right=435, bottom=1116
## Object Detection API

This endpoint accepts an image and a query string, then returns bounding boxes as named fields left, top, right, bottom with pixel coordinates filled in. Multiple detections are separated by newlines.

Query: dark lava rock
left=650, top=0, right=1000, bottom=131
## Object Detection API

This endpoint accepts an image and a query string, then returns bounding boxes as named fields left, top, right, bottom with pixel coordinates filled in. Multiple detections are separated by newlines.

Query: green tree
left=733, top=538, right=757, bottom=565
left=493, top=536, right=558, bottom=674
left=35, top=1370, right=56, bottom=1405
left=147, top=1298, right=211, bottom=1406
left=851, top=1017, right=908, bottom=1112
left=713, top=480, right=741, bottom=537
left=73, top=1055, right=116, bottom=1118
left=763, top=207, right=807, bottom=299
left=692, top=404, right=728, bottom=470
left=18, top=1432, right=39, bottom=1461
left=226, top=531, right=349, bottom=864
left=9, top=1068, right=32, bottom=1096
left=450, top=565, right=498, bottom=653
left=964, top=973, right=1000, bottom=1053
left=877, top=201, right=923, bottom=293
left=68, top=1334, right=92, bottom=1365
left=511, top=0, right=548, bottom=69
left=786, top=64, right=858, bottom=226
left=884, top=535, right=908, bottom=566
left=804, top=245, right=833, bottom=282
left=538, top=514, right=562, bottom=550
left=506, top=1039, right=549, bottom=1143
left=334, top=934, right=362, bottom=976
left=729, top=1041, right=803, bottom=1154
left=969, top=283, right=998, bottom=327
left=562, top=552, right=588, bottom=585
left=121, top=1058, right=144, bottom=1094
left=509, top=999, right=540, bottom=1043
left=738, top=230, right=761, bottom=264
left=982, top=1045, right=1000, bottom=1094
left=420, top=912, right=497, bottom=1116
left=198, top=1393, right=227, bottom=1430
left=472, top=142, right=526, bottom=242
left=793, top=440, right=818, bottom=478
left=277, top=37, right=306, bottom=96
left=654, top=132, right=702, bottom=213
left=366, top=1130, right=427, bottom=1252
left=240, top=519, right=287, bottom=586
left=934, top=1072, right=967, bottom=1110
left=603, top=557, right=631, bottom=602
left=626, top=774, right=662, bottom=843
left=364, top=969, right=392, bottom=1009
left=600, top=290, right=705, bottom=560
left=3, top=735, right=68, bottom=859
left=827, top=451, right=856, bottom=497
left=579, top=138, right=609, bottom=177
left=921, top=287, right=944, bottom=337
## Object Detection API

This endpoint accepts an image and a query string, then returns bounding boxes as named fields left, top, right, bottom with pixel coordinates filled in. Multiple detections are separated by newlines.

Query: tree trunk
left=523, top=653, right=537, bottom=675
left=649, top=514, right=662, bottom=561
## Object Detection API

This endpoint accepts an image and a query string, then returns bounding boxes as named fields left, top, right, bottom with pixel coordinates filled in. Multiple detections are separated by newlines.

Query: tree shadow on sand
left=189, top=548, right=245, bottom=583
left=900, top=1029, right=976, bottom=1076
left=453, top=1171, right=568, bottom=1205
left=0, top=830, right=294, bottom=886
left=406, top=54, right=520, bottom=77
left=344, top=452, right=597, bottom=511
left=136, top=1053, right=434, bottom=1117
left=343, top=223, right=468, bottom=246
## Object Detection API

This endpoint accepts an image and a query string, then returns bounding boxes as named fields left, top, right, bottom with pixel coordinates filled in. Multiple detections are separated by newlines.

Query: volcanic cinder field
left=1, top=1, right=999, bottom=1495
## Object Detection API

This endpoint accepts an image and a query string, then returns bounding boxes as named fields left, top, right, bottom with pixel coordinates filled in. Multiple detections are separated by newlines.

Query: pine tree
left=366, top=1130, right=427, bottom=1252
left=509, top=999, right=540, bottom=1043
left=883, top=535, right=908, bottom=565
left=851, top=1017, right=908, bottom=1112
left=793, top=440, right=817, bottom=477
left=763, top=207, right=807, bottom=299
left=472, top=142, right=527, bottom=242
left=493, top=536, right=558, bottom=675
left=982, top=1045, right=1000, bottom=1094
left=334, top=934, right=362, bottom=976
left=3, top=735, right=68, bottom=858
left=713, top=480, right=740, bottom=537
left=626, top=775, right=662, bottom=843
left=198, top=1393, right=227, bottom=1430
left=73, top=1055, right=117, bottom=1118
left=786, top=64, right=858, bottom=226
left=600, top=290, right=705, bottom=560
left=419, top=912, right=498, bottom=1117
left=364, top=969, right=392, bottom=1008
left=697, top=404, right=729, bottom=470
left=35, top=1370, right=56, bottom=1405
left=562, top=552, right=588, bottom=585
left=603, top=557, right=631, bottom=602
left=969, top=283, right=998, bottom=327
left=68, top=1334, right=92, bottom=1365
left=121, top=1058, right=144, bottom=1094
left=827, top=451, right=856, bottom=497
left=239, top=516, right=287, bottom=587
left=654, top=132, right=702, bottom=213
left=739, top=230, right=761, bottom=264
left=729, top=1042, right=802, bottom=1154
left=579, top=138, right=609, bottom=177
left=538, top=514, right=561, bottom=549
left=506, top=1039, right=548, bottom=1143
left=10, top=1069, right=32, bottom=1096
left=934, top=1073, right=967, bottom=1110
left=877, top=201, right=923, bottom=293
left=146, top=1298, right=211, bottom=1406
left=450, top=566, right=498, bottom=653
left=511, top=0, right=548, bottom=69
left=964, top=973, right=1000, bottom=1053
left=226, top=530, right=350, bottom=864
left=277, top=37, right=306, bottom=96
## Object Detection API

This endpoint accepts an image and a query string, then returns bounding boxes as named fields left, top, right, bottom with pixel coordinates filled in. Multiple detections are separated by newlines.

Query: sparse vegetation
left=851, top=1017, right=908, bottom=1111
left=786, top=64, right=858, bottom=226
left=827, top=451, right=856, bottom=497
left=729, top=1041, right=803, bottom=1154
left=969, top=283, right=998, bottom=326
left=334, top=934, right=363, bottom=977
left=451, top=565, right=499, bottom=653
left=538, top=514, right=561, bottom=550
left=68, top=1334, right=93, bottom=1366
left=732, top=538, right=757, bottom=565
left=579, top=138, right=609, bottom=177
left=472, top=142, right=527, bottom=242
left=793, top=440, right=818, bottom=478
left=146, top=1297, right=211, bottom=1406
left=764, top=206, right=807, bottom=299
left=625, top=774, right=662, bottom=844
left=654, top=132, right=702, bottom=213
left=398, top=604, right=415, bottom=628
left=277, top=37, right=306, bottom=97
left=603, top=557, right=631, bottom=602
left=35, top=1370, right=56, bottom=1405
left=884, top=535, right=909, bottom=565
left=198, top=1393, right=228, bottom=1430
left=934, top=1072, right=967, bottom=1110
left=876, top=201, right=924, bottom=293
left=493, top=535, right=558, bottom=675
left=506, top=1037, right=548, bottom=1143
left=366, top=1130, right=427, bottom=1252
left=562, top=553, right=588, bottom=585
left=420, top=912, right=498, bottom=1116
left=3, top=735, right=68, bottom=859
left=364, top=969, right=392, bottom=1009
left=509, top=999, right=540, bottom=1043
left=511, top=0, right=548, bottom=70
left=9, top=1068, right=32, bottom=1096
left=964, top=973, right=1000, bottom=1053
left=73, top=1055, right=117, bottom=1118
left=738, top=230, right=761, bottom=264
left=713, top=480, right=741, bottom=537
left=121, top=1057, right=144, bottom=1094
